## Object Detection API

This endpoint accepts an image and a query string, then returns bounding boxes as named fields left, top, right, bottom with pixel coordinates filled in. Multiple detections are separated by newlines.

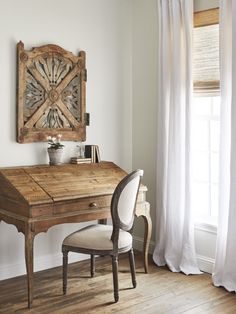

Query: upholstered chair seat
left=63, top=224, right=132, bottom=252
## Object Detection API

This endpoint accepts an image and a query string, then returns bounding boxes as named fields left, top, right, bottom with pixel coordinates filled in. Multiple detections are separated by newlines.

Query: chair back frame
left=110, top=169, right=143, bottom=252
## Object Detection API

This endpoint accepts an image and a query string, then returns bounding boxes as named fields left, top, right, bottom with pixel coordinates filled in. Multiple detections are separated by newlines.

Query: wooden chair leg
left=90, top=254, right=95, bottom=277
left=63, top=249, right=68, bottom=294
left=112, top=254, right=119, bottom=302
left=129, top=248, right=136, bottom=288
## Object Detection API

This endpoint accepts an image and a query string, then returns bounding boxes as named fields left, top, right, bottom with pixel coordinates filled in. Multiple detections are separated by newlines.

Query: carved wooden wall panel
left=17, top=41, right=88, bottom=143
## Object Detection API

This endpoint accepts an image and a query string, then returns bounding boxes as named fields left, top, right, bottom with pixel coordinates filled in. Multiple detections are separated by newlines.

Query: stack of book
left=70, top=157, right=92, bottom=164
left=70, top=145, right=101, bottom=164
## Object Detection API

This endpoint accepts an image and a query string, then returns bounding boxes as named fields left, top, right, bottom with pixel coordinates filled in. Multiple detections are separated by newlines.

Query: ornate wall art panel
left=17, top=41, right=88, bottom=143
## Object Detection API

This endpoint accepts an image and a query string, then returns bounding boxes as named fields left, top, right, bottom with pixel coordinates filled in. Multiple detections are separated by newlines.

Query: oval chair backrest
left=111, top=169, right=143, bottom=232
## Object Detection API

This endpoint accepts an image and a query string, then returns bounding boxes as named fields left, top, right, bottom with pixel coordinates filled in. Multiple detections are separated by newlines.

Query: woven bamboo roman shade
left=193, top=8, right=220, bottom=93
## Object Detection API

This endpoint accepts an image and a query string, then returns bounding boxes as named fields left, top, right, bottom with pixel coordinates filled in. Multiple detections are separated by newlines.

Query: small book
left=70, top=157, right=92, bottom=164
left=85, top=145, right=101, bottom=163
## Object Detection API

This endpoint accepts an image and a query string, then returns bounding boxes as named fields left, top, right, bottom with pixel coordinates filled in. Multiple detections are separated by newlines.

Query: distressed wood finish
left=0, top=161, right=152, bottom=309
left=17, top=41, right=87, bottom=143
left=1, top=253, right=236, bottom=313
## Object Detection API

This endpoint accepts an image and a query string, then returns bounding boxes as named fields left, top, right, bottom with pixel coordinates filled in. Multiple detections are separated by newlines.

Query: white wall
left=0, top=0, right=132, bottom=280
left=131, top=0, right=157, bottom=244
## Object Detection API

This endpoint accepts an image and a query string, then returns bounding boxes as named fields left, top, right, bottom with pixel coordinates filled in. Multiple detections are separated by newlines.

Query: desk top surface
left=0, top=162, right=147, bottom=206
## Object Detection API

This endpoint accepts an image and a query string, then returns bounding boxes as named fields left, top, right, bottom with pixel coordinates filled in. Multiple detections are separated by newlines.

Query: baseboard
left=1, top=237, right=215, bottom=280
left=0, top=252, right=89, bottom=281
left=196, top=254, right=214, bottom=274
left=133, top=235, right=214, bottom=274
left=133, top=235, right=155, bottom=254
left=1, top=235, right=153, bottom=281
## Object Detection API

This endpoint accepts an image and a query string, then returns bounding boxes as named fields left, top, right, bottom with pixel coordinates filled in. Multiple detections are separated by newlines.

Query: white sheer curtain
left=212, top=0, right=236, bottom=292
left=153, top=0, right=201, bottom=275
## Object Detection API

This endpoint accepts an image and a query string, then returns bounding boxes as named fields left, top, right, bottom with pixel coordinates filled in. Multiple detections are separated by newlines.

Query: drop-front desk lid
left=0, top=161, right=147, bottom=208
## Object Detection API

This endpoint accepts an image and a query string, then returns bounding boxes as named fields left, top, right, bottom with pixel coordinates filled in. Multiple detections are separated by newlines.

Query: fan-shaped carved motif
left=24, top=69, right=46, bottom=121
left=62, top=75, right=81, bottom=120
left=33, top=54, right=73, bottom=86
left=17, top=41, right=88, bottom=143
left=35, top=107, right=71, bottom=128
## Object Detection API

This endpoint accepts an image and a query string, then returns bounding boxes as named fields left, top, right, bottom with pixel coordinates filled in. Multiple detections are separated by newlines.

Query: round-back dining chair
left=62, top=169, right=144, bottom=302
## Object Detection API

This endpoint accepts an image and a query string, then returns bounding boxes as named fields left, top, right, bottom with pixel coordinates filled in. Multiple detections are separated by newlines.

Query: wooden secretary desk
left=0, top=161, right=152, bottom=308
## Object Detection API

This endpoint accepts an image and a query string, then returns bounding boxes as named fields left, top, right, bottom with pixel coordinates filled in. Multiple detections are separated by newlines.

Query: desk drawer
left=31, top=191, right=145, bottom=217
left=52, top=195, right=112, bottom=215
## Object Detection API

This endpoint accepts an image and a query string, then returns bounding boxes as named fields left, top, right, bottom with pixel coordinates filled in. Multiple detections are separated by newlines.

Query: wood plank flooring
left=0, top=252, right=235, bottom=314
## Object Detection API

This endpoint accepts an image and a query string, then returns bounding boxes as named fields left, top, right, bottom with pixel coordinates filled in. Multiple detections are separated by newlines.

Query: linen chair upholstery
left=62, top=169, right=143, bottom=302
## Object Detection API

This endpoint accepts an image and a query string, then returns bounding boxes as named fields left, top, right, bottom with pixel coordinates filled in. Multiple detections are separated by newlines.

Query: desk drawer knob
left=89, top=202, right=97, bottom=208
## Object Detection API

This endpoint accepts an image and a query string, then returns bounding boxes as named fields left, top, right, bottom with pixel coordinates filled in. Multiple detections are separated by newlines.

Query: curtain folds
left=212, top=0, right=236, bottom=292
left=153, top=0, right=201, bottom=275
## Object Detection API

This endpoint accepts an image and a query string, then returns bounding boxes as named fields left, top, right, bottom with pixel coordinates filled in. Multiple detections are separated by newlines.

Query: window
left=192, top=8, right=220, bottom=225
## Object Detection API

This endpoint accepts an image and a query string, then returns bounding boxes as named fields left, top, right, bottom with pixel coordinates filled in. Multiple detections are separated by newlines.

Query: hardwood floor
left=0, top=252, right=235, bottom=314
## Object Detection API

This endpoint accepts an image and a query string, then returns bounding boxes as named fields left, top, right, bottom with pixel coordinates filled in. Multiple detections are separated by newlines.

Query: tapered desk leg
left=141, top=202, right=152, bottom=273
left=25, top=226, right=35, bottom=309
